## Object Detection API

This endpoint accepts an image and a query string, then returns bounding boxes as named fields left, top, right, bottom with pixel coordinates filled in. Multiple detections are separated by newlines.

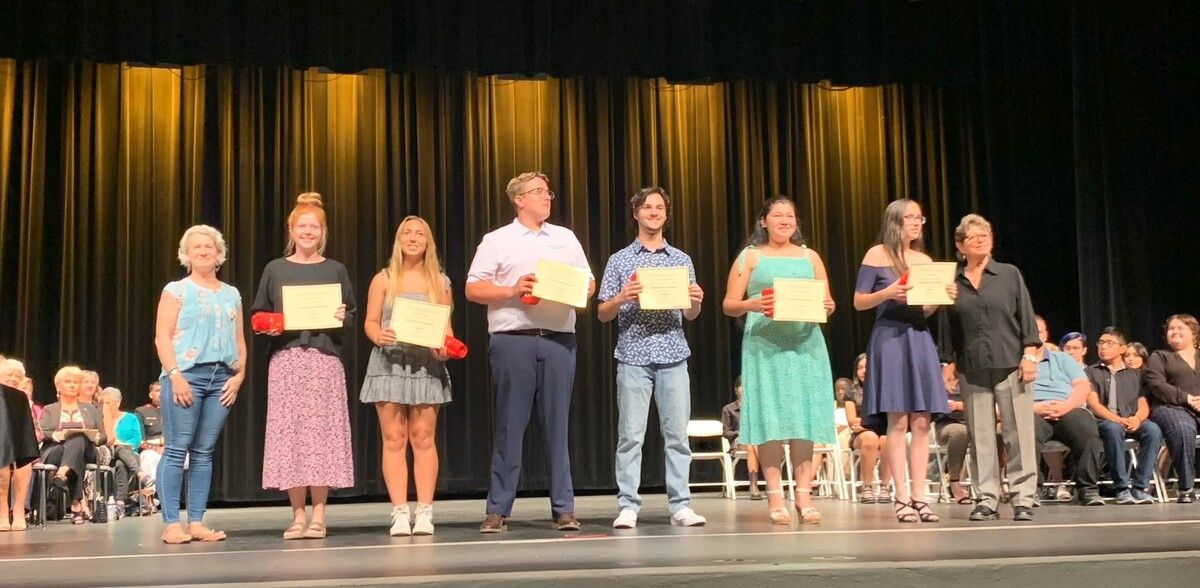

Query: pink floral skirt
left=262, top=347, right=355, bottom=490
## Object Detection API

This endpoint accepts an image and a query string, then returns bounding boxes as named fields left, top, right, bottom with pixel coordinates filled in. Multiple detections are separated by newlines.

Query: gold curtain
left=0, top=59, right=975, bottom=500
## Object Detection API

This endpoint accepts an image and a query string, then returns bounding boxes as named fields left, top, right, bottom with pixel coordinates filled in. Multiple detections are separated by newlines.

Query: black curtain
left=0, top=64, right=973, bottom=502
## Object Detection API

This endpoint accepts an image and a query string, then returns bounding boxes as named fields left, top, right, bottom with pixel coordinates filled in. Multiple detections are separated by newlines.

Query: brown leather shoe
left=479, top=513, right=507, bottom=534
left=554, top=512, right=581, bottom=531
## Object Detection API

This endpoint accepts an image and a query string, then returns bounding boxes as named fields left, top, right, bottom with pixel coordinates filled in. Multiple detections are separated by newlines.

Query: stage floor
left=4, top=493, right=1200, bottom=586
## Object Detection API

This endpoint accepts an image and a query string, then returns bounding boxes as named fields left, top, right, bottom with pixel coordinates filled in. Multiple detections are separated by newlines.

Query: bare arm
left=1086, top=389, right=1121, bottom=423
left=808, top=250, right=837, bottom=317
left=154, top=290, right=182, bottom=373
left=363, top=273, right=390, bottom=345
left=722, top=251, right=763, bottom=317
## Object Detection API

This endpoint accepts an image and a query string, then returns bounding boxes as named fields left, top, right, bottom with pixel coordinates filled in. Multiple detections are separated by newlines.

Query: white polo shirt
left=466, top=219, right=593, bottom=334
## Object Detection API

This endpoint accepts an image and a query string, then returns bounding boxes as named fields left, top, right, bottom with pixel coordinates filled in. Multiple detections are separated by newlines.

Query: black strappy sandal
left=893, top=500, right=918, bottom=523
left=910, top=499, right=940, bottom=523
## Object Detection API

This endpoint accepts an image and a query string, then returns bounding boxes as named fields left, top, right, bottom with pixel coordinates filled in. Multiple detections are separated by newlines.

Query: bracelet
left=166, top=367, right=181, bottom=377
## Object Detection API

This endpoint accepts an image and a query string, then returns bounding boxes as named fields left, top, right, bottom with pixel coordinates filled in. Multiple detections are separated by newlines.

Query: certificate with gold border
left=281, top=283, right=343, bottom=330
left=906, top=262, right=957, bottom=306
left=390, top=297, right=451, bottom=348
left=530, top=259, right=591, bottom=308
left=635, top=266, right=690, bottom=310
left=772, top=278, right=827, bottom=323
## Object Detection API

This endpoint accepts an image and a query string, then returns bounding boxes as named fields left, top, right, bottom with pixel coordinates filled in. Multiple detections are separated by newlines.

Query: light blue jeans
left=615, top=360, right=692, bottom=514
left=158, top=363, right=232, bottom=525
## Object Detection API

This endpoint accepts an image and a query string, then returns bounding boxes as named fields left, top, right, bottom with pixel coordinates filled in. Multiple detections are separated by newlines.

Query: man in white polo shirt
left=466, top=171, right=595, bottom=533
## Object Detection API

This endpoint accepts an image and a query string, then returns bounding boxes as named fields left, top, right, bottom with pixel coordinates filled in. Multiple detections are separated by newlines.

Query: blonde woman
left=153, top=224, right=247, bottom=543
left=361, top=216, right=453, bottom=536
left=252, top=192, right=356, bottom=540
left=37, top=366, right=106, bottom=524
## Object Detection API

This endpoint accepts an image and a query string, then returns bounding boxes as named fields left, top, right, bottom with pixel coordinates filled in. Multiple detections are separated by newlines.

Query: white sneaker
left=389, top=505, right=411, bottom=536
left=612, top=508, right=638, bottom=529
left=1054, top=485, right=1073, bottom=502
left=670, top=507, right=707, bottom=527
left=412, top=504, right=434, bottom=536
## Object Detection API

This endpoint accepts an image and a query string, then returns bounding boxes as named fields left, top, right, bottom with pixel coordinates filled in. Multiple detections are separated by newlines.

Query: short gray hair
left=99, top=386, right=122, bottom=405
left=954, top=214, right=993, bottom=244
left=505, top=171, right=550, bottom=202
left=177, top=224, right=229, bottom=270
left=0, top=359, right=25, bottom=379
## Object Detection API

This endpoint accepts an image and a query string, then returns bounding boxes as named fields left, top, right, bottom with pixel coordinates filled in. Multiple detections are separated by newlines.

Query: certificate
left=635, top=266, right=691, bottom=310
left=59, top=429, right=102, bottom=444
left=905, top=262, right=957, bottom=306
left=389, top=297, right=452, bottom=348
left=530, top=259, right=591, bottom=308
left=281, top=283, right=343, bottom=330
left=772, top=278, right=828, bottom=323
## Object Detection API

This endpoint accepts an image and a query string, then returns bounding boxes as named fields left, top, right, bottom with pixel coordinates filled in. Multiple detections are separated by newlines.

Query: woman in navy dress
left=853, top=199, right=955, bottom=523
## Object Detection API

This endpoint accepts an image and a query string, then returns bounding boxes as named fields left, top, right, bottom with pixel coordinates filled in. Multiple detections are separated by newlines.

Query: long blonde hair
left=386, top=216, right=449, bottom=307
left=285, top=192, right=328, bottom=255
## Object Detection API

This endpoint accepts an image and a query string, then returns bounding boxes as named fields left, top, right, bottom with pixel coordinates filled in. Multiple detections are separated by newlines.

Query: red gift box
left=251, top=312, right=284, bottom=334
left=761, top=287, right=775, bottom=318
left=520, top=294, right=541, bottom=305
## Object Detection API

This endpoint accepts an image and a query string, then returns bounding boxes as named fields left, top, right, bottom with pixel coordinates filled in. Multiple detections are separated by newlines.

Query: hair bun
left=296, top=192, right=324, bottom=207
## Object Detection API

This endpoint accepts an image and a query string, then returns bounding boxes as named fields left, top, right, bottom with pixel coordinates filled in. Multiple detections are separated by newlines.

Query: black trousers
left=111, top=445, right=141, bottom=501
left=1034, top=408, right=1102, bottom=494
left=40, top=436, right=98, bottom=500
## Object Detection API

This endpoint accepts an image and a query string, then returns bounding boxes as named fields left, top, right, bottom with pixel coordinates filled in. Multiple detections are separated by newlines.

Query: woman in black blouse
left=1144, top=314, right=1200, bottom=503
left=944, top=214, right=1040, bottom=522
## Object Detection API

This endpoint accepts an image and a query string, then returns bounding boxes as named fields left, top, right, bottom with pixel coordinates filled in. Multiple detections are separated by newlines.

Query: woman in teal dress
left=723, top=196, right=836, bottom=525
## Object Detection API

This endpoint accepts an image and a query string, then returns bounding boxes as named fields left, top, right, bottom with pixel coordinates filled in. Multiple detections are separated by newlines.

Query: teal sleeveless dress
left=738, top=248, right=836, bottom=446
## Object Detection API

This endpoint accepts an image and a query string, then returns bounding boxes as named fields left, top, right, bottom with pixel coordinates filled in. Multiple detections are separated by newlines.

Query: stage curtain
left=0, top=59, right=974, bottom=502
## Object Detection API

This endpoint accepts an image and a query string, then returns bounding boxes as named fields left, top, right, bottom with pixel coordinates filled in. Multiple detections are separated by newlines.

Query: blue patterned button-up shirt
left=598, top=239, right=696, bottom=366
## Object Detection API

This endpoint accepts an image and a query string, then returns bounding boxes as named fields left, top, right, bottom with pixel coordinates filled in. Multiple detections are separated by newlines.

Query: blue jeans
left=1097, top=418, right=1164, bottom=492
left=615, top=360, right=692, bottom=514
left=158, top=363, right=232, bottom=525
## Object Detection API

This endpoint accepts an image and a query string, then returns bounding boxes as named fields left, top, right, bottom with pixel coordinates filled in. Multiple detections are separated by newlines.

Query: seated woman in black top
left=38, top=365, right=107, bottom=523
left=1144, top=314, right=1200, bottom=503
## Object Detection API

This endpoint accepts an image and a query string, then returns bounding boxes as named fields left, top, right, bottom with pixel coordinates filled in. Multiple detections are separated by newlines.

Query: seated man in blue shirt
left=1032, top=346, right=1104, bottom=505
left=1085, top=327, right=1162, bottom=504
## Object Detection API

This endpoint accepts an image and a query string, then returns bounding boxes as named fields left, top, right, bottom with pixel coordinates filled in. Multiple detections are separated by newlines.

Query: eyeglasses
left=1097, top=339, right=1123, bottom=347
left=963, top=232, right=992, bottom=243
left=903, top=214, right=927, bottom=225
left=517, top=187, right=556, bottom=200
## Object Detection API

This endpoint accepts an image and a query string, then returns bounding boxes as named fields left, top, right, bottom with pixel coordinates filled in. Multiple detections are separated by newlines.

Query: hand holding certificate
left=530, top=259, right=591, bottom=308
left=389, top=297, right=452, bottom=348
left=282, top=283, right=344, bottom=330
left=634, top=266, right=691, bottom=310
left=905, top=262, right=957, bottom=306
left=771, top=278, right=828, bottom=323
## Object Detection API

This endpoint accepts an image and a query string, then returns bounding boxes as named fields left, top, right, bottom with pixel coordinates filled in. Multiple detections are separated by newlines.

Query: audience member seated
left=845, top=353, right=891, bottom=502
left=136, top=382, right=164, bottom=488
left=0, top=358, right=38, bottom=531
left=1036, top=314, right=1061, bottom=352
left=722, top=376, right=762, bottom=500
left=1124, top=342, right=1150, bottom=370
left=1086, top=327, right=1162, bottom=505
left=76, top=369, right=111, bottom=508
left=1060, top=332, right=1088, bottom=367
left=1144, top=314, right=1200, bottom=503
left=38, top=366, right=107, bottom=524
left=1032, top=346, right=1104, bottom=505
left=935, top=363, right=972, bottom=504
left=811, top=381, right=851, bottom=495
left=99, top=387, right=153, bottom=514
left=78, top=370, right=101, bottom=406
